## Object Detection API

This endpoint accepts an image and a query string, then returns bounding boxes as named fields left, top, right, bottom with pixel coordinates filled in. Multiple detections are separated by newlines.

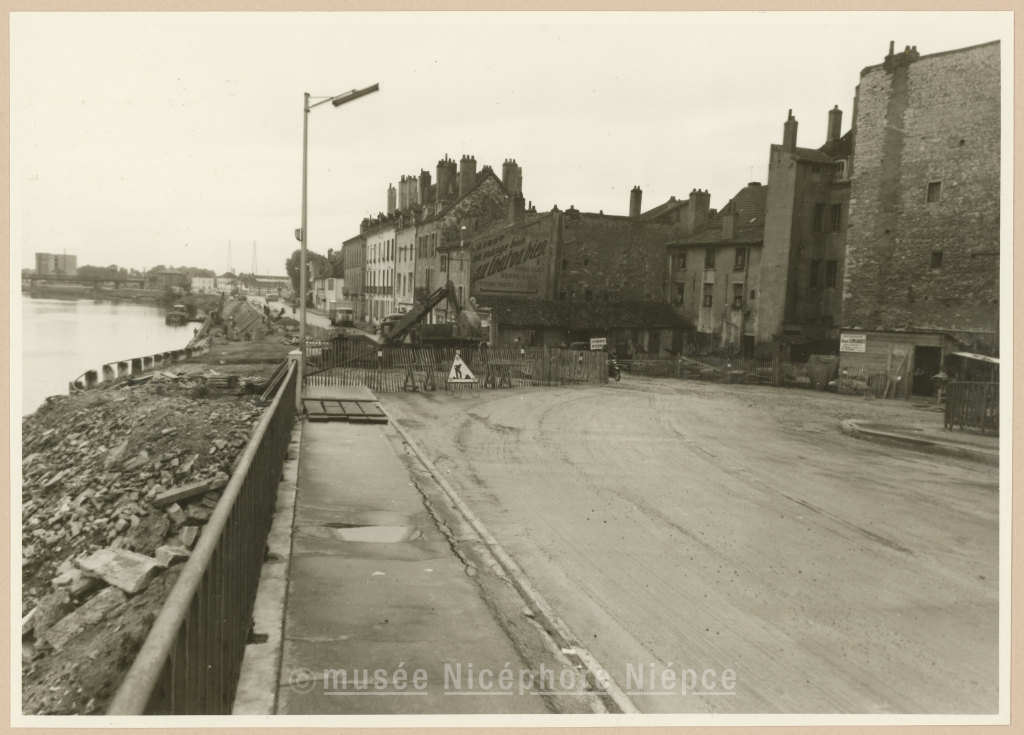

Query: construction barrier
left=303, top=342, right=609, bottom=391
left=944, top=381, right=998, bottom=435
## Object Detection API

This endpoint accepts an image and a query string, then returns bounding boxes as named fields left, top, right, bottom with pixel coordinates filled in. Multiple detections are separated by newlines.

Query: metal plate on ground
left=303, top=398, right=388, bottom=424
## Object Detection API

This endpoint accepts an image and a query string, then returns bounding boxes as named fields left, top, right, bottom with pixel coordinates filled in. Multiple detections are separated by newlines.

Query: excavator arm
left=383, top=281, right=462, bottom=344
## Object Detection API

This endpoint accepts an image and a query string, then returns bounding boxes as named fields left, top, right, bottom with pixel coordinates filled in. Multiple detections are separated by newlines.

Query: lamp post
left=299, top=84, right=379, bottom=404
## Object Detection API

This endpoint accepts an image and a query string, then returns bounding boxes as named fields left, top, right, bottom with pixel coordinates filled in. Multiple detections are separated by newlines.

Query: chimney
left=436, top=155, right=456, bottom=202
left=782, top=110, right=798, bottom=152
left=397, top=175, right=408, bottom=210
left=459, top=155, right=477, bottom=198
left=387, top=184, right=396, bottom=215
left=827, top=105, right=842, bottom=144
left=722, top=211, right=737, bottom=240
left=686, top=189, right=710, bottom=234
left=509, top=192, right=526, bottom=224
left=629, top=186, right=642, bottom=218
left=418, top=170, right=431, bottom=205
left=502, top=159, right=523, bottom=195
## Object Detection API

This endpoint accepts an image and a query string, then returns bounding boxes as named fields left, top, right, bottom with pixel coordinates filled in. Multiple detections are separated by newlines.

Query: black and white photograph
left=11, top=10, right=1011, bottom=725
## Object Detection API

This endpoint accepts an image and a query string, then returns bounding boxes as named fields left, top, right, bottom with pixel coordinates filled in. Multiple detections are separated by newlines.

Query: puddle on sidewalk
left=324, top=523, right=420, bottom=543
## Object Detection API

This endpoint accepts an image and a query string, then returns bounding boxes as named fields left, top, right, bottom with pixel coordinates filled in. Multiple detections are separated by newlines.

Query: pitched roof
left=793, top=146, right=834, bottom=163
left=669, top=184, right=768, bottom=247
left=640, top=197, right=687, bottom=222
left=818, top=129, right=853, bottom=160
left=477, top=298, right=692, bottom=330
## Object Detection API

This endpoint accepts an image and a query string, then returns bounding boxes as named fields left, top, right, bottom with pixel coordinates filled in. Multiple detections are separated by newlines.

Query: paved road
left=245, top=295, right=332, bottom=329
left=380, top=377, right=999, bottom=714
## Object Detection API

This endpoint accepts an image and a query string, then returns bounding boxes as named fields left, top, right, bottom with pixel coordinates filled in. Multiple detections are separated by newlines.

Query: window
left=704, top=248, right=716, bottom=270
left=825, top=260, right=838, bottom=287
left=673, top=252, right=687, bottom=270
left=931, top=251, right=943, bottom=269
left=458, top=286, right=464, bottom=304
left=703, top=283, right=714, bottom=308
left=830, top=203, right=842, bottom=231
left=813, top=203, right=825, bottom=232
left=674, top=282, right=685, bottom=304
left=584, top=289, right=593, bottom=301
left=927, top=181, right=942, bottom=203
left=440, top=255, right=448, bottom=272
left=734, top=248, right=746, bottom=270
left=558, top=291, right=566, bottom=301
left=733, top=283, right=744, bottom=308
left=836, top=160, right=847, bottom=179
left=327, top=278, right=334, bottom=290
left=809, top=260, right=820, bottom=289
left=749, top=289, right=756, bottom=301
left=562, top=259, right=568, bottom=271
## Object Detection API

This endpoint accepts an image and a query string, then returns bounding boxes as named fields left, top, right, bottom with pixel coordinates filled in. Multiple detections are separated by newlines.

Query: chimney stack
left=686, top=189, right=710, bottom=234
left=398, top=175, right=408, bottom=211
left=459, top=155, right=477, bottom=199
left=782, top=110, right=798, bottom=153
left=502, top=158, right=523, bottom=195
left=418, top=169, right=432, bottom=205
left=827, top=105, right=842, bottom=144
left=436, top=155, right=457, bottom=202
left=509, top=192, right=526, bottom=224
left=629, top=186, right=643, bottom=219
left=387, top=184, right=396, bottom=215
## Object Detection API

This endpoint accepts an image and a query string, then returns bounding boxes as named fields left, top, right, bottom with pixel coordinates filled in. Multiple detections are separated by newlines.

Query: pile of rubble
left=21, top=377, right=268, bottom=715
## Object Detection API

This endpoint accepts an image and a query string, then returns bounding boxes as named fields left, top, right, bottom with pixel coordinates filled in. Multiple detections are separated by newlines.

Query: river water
left=20, top=294, right=193, bottom=416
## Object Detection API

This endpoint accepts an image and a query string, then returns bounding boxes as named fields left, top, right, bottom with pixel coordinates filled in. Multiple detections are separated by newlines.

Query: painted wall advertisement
left=471, top=230, right=550, bottom=296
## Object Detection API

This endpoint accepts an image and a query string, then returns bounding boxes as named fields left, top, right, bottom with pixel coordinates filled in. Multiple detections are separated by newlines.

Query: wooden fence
left=626, top=354, right=911, bottom=398
left=304, top=342, right=608, bottom=391
left=944, top=381, right=998, bottom=435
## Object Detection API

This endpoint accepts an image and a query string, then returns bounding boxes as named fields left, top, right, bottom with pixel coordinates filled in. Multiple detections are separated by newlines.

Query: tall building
left=35, top=252, right=77, bottom=276
left=758, top=106, right=853, bottom=359
left=840, top=41, right=1000, bottom=394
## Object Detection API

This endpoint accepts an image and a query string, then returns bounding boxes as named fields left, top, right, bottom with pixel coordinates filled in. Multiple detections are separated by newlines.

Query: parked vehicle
left=608, top=353, right=622, bottom=381
left=330, top=307, right=355, bottom=327
left=266, top=294, right=279, bottom=303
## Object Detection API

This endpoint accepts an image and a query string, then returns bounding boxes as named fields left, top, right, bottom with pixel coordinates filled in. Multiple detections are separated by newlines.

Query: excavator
left=376, top=280, right=486, bottom=348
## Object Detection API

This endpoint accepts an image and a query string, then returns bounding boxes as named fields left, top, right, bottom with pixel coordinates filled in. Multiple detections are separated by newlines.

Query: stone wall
left=843, top=41, right=1000, bottom=342
left=558, top=213, right=677, bottom=302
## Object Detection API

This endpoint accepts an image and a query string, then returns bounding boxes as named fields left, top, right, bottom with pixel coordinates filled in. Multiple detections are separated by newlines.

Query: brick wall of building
left=842, top=41, right=1000, bottom=343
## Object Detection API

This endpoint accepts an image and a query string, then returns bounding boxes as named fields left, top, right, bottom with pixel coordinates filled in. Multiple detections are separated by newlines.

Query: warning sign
left=447, top=354, right=478, bottom=383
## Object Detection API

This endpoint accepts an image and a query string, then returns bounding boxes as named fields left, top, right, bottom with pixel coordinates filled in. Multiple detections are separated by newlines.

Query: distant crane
left=227, top=240, right=234, bottom=274
left=251, top=241, right=258, bottom=276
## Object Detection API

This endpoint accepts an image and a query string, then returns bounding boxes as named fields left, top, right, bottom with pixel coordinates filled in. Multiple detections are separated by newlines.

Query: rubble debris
left=76, top=548, right=163, bottom=595
left=41, top=588, right=128, bottom=653
left=153, top=479, right=214, bottom=508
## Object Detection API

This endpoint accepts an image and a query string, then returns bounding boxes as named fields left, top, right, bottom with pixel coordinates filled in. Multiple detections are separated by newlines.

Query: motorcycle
left=608, top=353, right=621, bottom=381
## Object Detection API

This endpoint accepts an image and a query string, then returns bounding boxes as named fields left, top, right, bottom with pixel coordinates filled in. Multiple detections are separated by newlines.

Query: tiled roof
left=669, top=184, right=767, bottom=247
left=818, top=130, right=853, bottom=160
left=793, top=147, right=834, bottom=163
left=477, top=297, right=691, bottom=330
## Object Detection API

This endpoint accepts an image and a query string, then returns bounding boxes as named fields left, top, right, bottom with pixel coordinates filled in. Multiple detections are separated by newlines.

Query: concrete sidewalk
left=840, top=419, right=999, bottom=466
left=275, top=418, right=550, bottom=715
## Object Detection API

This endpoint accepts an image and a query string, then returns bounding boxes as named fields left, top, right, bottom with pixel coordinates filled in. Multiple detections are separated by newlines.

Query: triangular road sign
left=447, top=354, right=478, bottom=383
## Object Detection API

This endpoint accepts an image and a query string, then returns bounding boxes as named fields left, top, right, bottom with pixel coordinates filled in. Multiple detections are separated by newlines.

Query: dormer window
left=836, top=160, right=847, bottom=180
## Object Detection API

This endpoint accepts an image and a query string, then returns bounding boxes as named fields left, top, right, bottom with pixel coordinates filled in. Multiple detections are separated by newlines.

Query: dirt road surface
left=379, top=376, right=998, bottom=714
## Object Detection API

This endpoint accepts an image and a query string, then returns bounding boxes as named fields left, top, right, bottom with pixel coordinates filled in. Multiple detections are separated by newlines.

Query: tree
left=285, top=249, right=328, bottom=292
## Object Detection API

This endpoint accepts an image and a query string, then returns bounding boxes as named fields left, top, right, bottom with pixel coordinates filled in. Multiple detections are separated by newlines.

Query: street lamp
left=299, top=84, right=379, bottom=403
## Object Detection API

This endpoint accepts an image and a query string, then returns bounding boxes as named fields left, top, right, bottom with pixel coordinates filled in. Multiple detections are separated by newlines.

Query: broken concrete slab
left=177, top=526, right=199, bottom=548
left=33, top=589, right=74, bottom=639
left=41, top=587, right=127, bottom=652
left=185, top=505, right=212, bottom=524
left=76, top=548, right=163, bottom=595
left=164, top=503, right=187, bottom=525
left=154, top=479, right=213, bottom=508
left=155, top=545, right=191, bottom=567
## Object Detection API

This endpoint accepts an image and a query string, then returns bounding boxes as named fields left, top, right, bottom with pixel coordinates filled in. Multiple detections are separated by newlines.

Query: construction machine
left=378, top=281, right=487, bottom=348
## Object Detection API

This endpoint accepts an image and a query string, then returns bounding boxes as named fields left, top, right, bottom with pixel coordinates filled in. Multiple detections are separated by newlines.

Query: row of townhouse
left=334, top=40, right=999, bottom=395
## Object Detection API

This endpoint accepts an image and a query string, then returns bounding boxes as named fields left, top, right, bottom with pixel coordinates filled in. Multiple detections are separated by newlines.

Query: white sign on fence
left=840, top=333, right=867, bottom=353
left=590, top=338, right=607, bottom=351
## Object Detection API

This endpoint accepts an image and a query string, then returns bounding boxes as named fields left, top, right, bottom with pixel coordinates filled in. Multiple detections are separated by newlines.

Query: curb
left=231, top=420, right=303, bottom=715
left=840, top=420, right=998, bottom=467
left=380, top=404, right=640, bottom=716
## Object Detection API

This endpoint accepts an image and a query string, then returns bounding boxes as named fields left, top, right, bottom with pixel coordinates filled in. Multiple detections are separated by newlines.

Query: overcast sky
left=11, top=11, right=1009, bottom=277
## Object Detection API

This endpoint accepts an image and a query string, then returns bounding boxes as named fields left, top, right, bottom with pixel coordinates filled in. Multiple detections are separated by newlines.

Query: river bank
left=20, top=330, right=297, bottom=715
left=22, top=285, right=166, bottom=302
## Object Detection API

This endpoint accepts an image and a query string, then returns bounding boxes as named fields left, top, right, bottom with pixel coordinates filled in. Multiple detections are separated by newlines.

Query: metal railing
left=107, top=361, right=297, bottom=715
left=945, top=381, right=999, bottom=435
